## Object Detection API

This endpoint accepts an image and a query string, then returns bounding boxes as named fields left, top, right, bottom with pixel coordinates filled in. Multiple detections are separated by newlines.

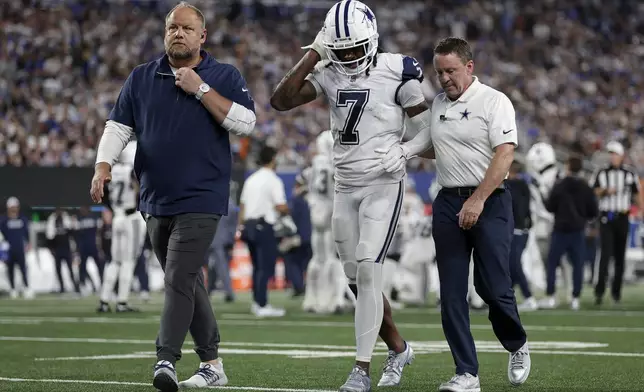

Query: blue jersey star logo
left=460, top=109, right=470, bottom=120
left=360, top=7, right=375, bottom=24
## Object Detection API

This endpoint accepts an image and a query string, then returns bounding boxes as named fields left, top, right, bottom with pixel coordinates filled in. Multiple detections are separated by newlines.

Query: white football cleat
left=508, top=342, right=531, bottom=386
left=537, top=296, right=556, bottom=309
left=438, top=373, right=480, bottom=392
left=377, top=342, right=414, bottom=386
left=252, top=304, right=286, bottom=318
left=517, top=297, right=538, bottom=312
left=179, top=361, right=228, bottom=388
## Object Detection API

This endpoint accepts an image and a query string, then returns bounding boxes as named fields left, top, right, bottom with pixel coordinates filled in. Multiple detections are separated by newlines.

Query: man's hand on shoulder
left=175, top=67, right=204, bottom=95
left=91, top=162, right=112, bottom=203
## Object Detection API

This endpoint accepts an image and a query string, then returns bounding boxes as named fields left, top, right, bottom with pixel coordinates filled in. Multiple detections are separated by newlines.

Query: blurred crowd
left=1, top=0, right=643, bottom=171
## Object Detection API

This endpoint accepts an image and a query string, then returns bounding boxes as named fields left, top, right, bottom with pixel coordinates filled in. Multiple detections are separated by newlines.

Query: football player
left=303, top=130, right=350, bottom=314
left=270, top=1, right=428, bottom=390
left=97, top=141, right=147, bottom=313
left=525, top=142, right=569, bottom=308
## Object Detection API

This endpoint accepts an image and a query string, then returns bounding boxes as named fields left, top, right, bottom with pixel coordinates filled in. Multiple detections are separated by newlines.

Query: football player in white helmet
left=97, top=141, right=147, bottom=313
left=303, top=130, right=350, bottom=314
left=271, top=1, right=428, bottom=390
left=525, top=142, right=570, bottom=306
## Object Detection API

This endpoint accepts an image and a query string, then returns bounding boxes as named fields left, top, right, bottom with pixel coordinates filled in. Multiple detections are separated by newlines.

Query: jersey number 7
left=336, top=89, right=370, bottom=145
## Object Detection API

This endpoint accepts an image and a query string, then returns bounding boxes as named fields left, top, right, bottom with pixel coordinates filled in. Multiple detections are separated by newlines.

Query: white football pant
left=303, top=198, right=348, bottom=313
left=332, top=182, right=404, bottom=363
left=396, top=235, right=436, bottom=305
left=100, top=212, right=146, bottom=304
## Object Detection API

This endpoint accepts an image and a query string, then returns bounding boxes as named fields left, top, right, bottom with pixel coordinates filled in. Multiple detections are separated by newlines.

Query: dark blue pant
left=134, top=251, right=149, bottom=292
left=54, top=246, right=79, bottom=293
left=79, top=247, right=101, bottom=290
left=432, top=189, right=527, bottom=376
left=546, top=230, right=584, bottom=298
left=6, top=251, right=28, bottom=289
left=585, top=235, right=598, bottom=283
left=242, top=219, right=278, bottom=308
left=283, top=243, right=312, bottom=293
left=509, top=233, right=532, bottom=299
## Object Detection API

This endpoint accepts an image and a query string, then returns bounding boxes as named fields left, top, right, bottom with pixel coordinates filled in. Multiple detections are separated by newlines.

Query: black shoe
left=116, top=302, right=140, bottom=312
left=96, top=301, right=111, bottom=313
left=224, top=294, right=235, bottom=303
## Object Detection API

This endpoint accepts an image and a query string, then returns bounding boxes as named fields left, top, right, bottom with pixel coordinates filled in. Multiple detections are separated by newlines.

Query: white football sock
left=355, top=260, right=384, bottom=362
left=117, top=259, right=136, bottom=303
left=100, top=262, right=120, bottom=303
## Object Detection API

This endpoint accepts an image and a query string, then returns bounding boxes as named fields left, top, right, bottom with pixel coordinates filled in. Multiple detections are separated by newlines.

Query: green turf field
left=1, top=286, right=644, bottom=392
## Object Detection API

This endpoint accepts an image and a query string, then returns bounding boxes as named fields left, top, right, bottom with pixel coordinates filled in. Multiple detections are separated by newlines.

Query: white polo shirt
left=430, top=76, right=518, bottom=188
left=240, top=167, right=287, bottom=225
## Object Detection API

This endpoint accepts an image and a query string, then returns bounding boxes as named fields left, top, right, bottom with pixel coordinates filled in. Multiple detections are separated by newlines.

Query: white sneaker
left=570, top=298, right=580, bottom=311
left=508, top=342, right=531, bottom=386
left=518, top=297, right=538, bottom=312
left=252, top=304, right=286, bottom=318
left=152, top=360, right=178, bottom=392
left=179, top=361, right=228, bottom=388
left=537, top=296, right=556, bottom=309
left=438, top=373, right=480, bottom=392
left=9, top=290, right=18, bottom=299
left=22, top=289, right=34, bottom=300
left=377, top=342, right=414, bottom=386
left=140, top=291, right=150, bottom=302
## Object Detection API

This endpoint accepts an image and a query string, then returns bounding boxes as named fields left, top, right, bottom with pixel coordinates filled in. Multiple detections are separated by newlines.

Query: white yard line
left=396, top=307, right=644, bottom=317
left=0, top=377, right=335, bottom=391
left=32, top=348, right=644, bottom=361
left=1, top=316, right=644, bottom=333
left=0, top=336, right=609, bottom=350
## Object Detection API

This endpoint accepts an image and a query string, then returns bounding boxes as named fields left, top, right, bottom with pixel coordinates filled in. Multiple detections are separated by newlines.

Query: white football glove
left=375, top=144, right=411, bottom=173
left=301, top=29, right=327, bottom=61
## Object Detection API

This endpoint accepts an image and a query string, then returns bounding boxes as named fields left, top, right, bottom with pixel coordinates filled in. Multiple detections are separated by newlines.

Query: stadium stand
left=1, top=0, right=643, bottom=172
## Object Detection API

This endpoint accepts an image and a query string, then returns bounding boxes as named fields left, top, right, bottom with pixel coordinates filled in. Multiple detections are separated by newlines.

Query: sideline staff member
left=591, top=141, right=643, bottom=305
left=379, top=37, right=530, bottom=391
left=239, top=146, right=288, bottom=318
left=542, top=156, right=598, bottom=310
left=90, top=2, right=256, bottom=391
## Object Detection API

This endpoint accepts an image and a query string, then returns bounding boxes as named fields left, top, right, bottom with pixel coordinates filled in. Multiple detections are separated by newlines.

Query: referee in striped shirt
left=590, top=141, right=643, bottom=305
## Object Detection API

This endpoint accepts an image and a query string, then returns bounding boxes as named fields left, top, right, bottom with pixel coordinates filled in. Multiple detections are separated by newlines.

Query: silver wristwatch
left=195, top=83, right=210, bottom=100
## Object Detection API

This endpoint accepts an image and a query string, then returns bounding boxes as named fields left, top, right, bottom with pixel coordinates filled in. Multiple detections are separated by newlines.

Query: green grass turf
left=1, top=285, right=644, bottom=392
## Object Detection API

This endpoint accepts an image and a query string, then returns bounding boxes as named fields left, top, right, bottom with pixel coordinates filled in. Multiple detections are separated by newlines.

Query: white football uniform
left=303, top=153, right=348, bottom=313
left=396, top=210, right=435, bottom=305
left=306, top=53, right=425, bottom=282
left=100, top=162, right=146, bottom=306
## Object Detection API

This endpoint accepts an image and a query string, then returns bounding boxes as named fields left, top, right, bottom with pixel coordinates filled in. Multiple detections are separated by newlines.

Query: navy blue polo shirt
left=108, top=50, right=254, bottom=216
left=0, top=215, right=29, bottom=255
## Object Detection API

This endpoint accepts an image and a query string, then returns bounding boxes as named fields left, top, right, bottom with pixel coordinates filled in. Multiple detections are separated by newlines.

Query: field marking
left=396, top=307, right=644, bottom=318
left=7, top=336, right=621, bottom=361
left=0, top=336, right=609, bottom=350
left=0, top=377, right=335, bottom=391
left=1, top=316, right=644, bottom=333
left=35, top=347, right=644, bottom=361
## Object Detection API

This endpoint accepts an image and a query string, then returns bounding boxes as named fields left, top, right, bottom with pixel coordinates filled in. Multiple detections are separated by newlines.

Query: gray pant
left=209, top=244, right=233, bottom=296
left=146, top=213, right=221, bottom=365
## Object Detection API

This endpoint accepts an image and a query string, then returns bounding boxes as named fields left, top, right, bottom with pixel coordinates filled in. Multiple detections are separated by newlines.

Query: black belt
left=125, top=208, right=137, bottom=216
left=441, top=186, right=506, bottom=198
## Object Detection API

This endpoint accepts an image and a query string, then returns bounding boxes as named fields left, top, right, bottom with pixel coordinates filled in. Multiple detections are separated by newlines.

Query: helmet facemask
left=324, top=34, right=378, bottom=76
